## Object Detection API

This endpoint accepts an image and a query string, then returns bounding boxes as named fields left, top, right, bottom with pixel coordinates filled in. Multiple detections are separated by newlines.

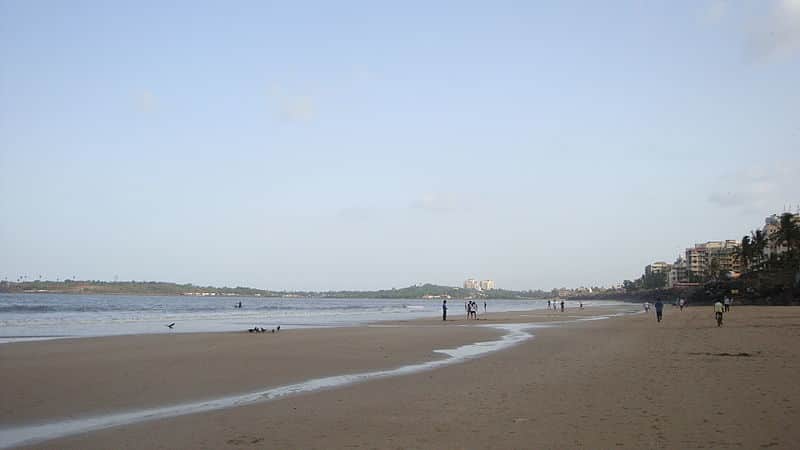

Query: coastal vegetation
left=611, top=213, right=800, bottom=305
left=0, top=280, right=278, bottom=297
left=733, top=212, right=800, bottom=304
left=0, top=280, right=549, bottom=300
left=321, top=283, right=549, bottom=299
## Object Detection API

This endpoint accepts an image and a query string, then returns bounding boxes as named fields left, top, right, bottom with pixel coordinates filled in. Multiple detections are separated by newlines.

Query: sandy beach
left=3, top=305, right=800, bottom=449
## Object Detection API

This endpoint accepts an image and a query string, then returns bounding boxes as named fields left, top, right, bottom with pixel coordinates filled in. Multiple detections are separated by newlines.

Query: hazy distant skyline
left=2, top=1, right=799, bottom=291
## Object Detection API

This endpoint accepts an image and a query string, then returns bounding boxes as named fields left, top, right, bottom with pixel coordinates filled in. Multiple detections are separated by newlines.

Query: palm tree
left=751, top=229, right=767, bottom=271
left=707, top=257, right=721, bottom=281
left=738, top=235, right=753, bottom=273
left=775, top=213, right=800, bottom=262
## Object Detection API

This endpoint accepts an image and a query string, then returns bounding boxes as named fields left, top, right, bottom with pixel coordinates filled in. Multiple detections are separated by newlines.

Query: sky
left=1, top=0, right=799, bottom=291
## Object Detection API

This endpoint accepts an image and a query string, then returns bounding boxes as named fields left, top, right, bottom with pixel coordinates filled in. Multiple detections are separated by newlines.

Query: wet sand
left=0, top=320, right=500, bottom=426
left=4, top=305, right=800, bottom=449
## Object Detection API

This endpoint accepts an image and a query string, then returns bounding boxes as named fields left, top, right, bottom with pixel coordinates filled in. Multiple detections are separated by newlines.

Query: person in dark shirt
left=442, top=300, right=447, bottom=321
left=654, top=300, right=664, bottom=323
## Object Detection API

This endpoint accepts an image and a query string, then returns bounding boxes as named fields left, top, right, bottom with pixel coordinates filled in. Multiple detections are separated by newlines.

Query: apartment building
left=645, top=261, right=671, bottom=276
left=479, top=279, right=496, bottom=291
left=685, top=240, right=741, bottom=280
left=667, top=257, right=688, bottom=288
left=762, top=213, right=800, bottom=259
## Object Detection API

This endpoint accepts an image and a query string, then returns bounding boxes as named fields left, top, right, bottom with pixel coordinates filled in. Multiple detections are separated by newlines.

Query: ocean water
left=0, top=293, right=618, bottom=343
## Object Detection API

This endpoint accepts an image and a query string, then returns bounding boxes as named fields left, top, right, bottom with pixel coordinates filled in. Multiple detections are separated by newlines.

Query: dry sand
left=4, top=305, right=800, bottom=449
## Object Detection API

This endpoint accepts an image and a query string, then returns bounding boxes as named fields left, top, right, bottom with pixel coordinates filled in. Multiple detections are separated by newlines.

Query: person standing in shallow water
left=442, top=300, right=447, bottom=321
left=654, top=299, right=664, bottom=323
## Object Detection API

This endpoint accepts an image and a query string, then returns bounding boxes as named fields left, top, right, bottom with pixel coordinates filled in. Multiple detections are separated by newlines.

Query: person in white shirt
left=714, top=300, right=724, bottom=326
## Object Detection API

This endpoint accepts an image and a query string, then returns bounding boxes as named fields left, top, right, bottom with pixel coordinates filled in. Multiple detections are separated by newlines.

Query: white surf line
left=0, top=310, right=637, bottom=449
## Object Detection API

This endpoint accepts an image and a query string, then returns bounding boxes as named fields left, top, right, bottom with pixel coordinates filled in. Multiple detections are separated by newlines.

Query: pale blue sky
left=1, top=1, right=799, bottom=290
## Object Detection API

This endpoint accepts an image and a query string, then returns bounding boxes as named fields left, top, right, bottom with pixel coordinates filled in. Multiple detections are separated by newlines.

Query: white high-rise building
left=645, top=261, right=671, bottom=276
left=479, top=279, right=496, bottom=291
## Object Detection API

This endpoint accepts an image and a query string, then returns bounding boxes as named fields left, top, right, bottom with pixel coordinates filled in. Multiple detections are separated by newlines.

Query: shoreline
left=0, top=321, right=504, bottom=425
left=0, top=297, right=623, bottom=345
left=0, top=306, right=632, bottom=448
left=1, top=324, right=535, bottom=449
left=5, top=305, right=799, bottom=448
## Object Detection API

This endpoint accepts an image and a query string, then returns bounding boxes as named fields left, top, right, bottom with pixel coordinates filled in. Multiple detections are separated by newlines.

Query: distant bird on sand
left=167, top=323, right=175, bottom=329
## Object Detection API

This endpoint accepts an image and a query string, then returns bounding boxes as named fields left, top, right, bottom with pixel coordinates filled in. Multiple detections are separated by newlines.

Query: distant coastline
left=0, top=280, right=549, bottom=300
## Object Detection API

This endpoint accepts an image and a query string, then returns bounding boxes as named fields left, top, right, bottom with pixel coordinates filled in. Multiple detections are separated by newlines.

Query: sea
left=0, top=293, right=622, bottom=343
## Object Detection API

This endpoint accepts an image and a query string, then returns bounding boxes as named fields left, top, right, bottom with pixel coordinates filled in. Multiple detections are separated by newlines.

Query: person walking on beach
left=654, top=299, right=664, bottom=323
left=644, top=302, right=650, bottom=312
left=679, top=298, right=685, bottom=311
left=442, top=300, right=447, bottom=321
left=484, top=301, right=487, bottom=313
left=724, top=296, right=731, bottom=312
left=714, top=299, right=724, bottom=326
left=560, top=300, right=565, bottom=312
left=548, top=300, right=551, bottom=309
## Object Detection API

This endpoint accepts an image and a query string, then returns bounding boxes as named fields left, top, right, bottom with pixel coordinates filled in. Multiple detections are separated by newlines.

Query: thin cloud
left=268, top=84, right=316, bottom=123
left=135, top=90, right=157, bottom=113
left=708, top=162, right=800, bottom=211
left=351, top=63, right=375, bottom=84
left=411, top=192, right=473, bottom=213
left=701, top=0, right=800, bottom=62
left=747, top=0, right=800, bottom=61
left=702, top=0, right=728, bottom=25
left=281, top=95, right=315, bottom=122
left=337, top=206, right=380, bottom=221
